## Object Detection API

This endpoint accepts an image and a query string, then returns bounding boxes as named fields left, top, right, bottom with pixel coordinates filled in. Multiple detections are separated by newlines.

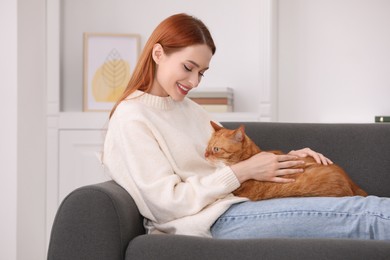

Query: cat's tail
left=351, top=183, right=368, bottom=196
left=354, top=188, right=368, bottom=196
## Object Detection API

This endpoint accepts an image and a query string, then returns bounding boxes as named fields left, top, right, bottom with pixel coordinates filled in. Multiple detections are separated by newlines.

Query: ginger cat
left=205, top=121, right=367, bottom=201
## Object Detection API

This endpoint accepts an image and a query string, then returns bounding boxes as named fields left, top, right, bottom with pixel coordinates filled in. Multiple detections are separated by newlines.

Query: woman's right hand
left=230, top=152, right=305, bottom=184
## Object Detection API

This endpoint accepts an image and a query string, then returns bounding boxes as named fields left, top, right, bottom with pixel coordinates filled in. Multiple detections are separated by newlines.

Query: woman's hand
left=230, top=152, right=305, bottom=184
left=288, top=148, right=333, bottom=165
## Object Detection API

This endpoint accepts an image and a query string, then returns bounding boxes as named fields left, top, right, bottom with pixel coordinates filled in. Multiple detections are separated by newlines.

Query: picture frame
left=83, top=33, right=140, bottom=111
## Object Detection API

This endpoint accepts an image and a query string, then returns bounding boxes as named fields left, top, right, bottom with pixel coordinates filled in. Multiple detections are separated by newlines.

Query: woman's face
left=150, top=44, right=213, bottom=101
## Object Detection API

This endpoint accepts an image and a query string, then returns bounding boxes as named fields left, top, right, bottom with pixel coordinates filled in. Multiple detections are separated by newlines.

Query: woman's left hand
left=288, top=148, right=333, bottom=166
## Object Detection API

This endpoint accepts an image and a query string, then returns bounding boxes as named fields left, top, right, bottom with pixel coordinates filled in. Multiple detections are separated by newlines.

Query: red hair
left=109, top=13, right=216, bottom=118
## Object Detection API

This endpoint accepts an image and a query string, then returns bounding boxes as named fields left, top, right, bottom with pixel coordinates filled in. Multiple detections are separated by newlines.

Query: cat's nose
left=205, top=151, right=209, bottom=158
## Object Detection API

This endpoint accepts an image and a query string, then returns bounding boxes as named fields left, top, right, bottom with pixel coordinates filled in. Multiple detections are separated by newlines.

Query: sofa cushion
left=223, top=122, right=390, bottom=197
left=126, top=234, right=390, bottom=260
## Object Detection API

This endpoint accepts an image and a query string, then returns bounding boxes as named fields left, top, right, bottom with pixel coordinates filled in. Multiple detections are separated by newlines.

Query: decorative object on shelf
left=83, top=33, right=140, bottom=111
left=375, top=116, right=390, bottom=123
left=187, top=87, right=234, bottom=112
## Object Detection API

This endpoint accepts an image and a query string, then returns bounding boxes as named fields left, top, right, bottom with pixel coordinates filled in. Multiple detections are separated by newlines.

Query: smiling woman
left=104, top=14, right=248, bottom=237
left=109, top=13, right=216, bottom=118
left=150, top=44, right=212, bottom=100
left=102, top=13, right=390, bottom=240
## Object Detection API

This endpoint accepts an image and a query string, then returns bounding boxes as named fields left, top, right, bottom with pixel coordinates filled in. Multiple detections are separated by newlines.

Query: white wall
left=1, top=0, right=18, bottom=259
left=0, top=0, right=47, bottom=259
left=61, top=0, right=390, bottom=122
left=278, top=0, right=390, bottom=123
left=60, top=0, right=263, bottom=113
left=17, top=0, right=47, bottom=258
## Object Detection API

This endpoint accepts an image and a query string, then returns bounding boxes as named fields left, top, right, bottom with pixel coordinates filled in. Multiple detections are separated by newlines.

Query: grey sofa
left=48, top=122, right=390, bottom=260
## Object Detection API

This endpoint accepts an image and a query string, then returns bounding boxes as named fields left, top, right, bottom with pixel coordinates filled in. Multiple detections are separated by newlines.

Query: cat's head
left=205, top=121, right=247, bottom=166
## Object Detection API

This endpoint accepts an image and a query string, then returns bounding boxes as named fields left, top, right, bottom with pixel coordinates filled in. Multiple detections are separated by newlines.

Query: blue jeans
left=211, top=196, right=390, bottom=240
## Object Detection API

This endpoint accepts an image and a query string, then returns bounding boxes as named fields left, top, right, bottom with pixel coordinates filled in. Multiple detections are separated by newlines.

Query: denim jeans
left=211, top=196, right=390, bottom=240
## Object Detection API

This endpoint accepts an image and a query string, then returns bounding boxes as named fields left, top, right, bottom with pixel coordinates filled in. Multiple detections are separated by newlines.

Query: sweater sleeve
left=103, top=117, right=240, bottom=224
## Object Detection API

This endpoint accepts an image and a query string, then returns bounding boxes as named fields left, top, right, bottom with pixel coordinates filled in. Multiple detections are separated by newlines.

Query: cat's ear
left=234, top=125, right=246, bottom=142
left=210, top=121, right=223, bottom=131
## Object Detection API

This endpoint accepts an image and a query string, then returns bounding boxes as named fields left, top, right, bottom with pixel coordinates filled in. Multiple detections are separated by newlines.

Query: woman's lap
left=211, top=196, right=390, bottom=240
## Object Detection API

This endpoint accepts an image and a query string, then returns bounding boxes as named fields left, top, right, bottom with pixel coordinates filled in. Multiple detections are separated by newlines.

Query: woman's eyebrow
left=186, top=60, right=209, bottom=70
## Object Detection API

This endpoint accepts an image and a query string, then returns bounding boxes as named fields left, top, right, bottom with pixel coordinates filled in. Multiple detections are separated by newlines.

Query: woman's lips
left=177, top=83, right=191, bottom=95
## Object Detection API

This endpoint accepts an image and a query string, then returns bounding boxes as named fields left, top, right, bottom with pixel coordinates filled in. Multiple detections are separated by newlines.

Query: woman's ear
left=152, top=43, right=164, bottom=64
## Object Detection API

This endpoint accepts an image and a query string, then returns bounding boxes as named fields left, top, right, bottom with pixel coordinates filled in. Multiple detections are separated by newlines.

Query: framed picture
left=83, top=33, right=140, bottom=111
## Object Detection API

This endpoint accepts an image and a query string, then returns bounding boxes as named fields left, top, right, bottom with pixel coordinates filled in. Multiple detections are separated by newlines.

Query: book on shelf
left=375, top=116, right=390, bottom=123
left=188, top=87, right=234, bottom=113
left=199, top=104, right=233, bottom=113
left=190, top=98, right=232, bottom=105
left=187, top=87, right=233, bottom=99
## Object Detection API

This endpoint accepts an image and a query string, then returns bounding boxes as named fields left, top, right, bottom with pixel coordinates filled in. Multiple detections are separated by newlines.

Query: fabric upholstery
left=47, top=181, right=144, bottom=260
left=48, top=122, right=390, bottom=260
left=223, top=122, right=390, bottom=197
left=127, top=234, right=390, bottom=260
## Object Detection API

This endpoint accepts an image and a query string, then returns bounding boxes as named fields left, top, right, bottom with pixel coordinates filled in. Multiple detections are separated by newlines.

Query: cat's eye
left=213, top=147, right=220, bottom=153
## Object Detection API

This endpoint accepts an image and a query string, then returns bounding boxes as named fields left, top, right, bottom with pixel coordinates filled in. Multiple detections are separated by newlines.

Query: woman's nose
left=189, top=73, right=200, bottom=88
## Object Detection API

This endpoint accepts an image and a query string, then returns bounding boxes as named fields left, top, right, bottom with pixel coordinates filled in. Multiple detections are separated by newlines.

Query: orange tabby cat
left=205, top=121, right=367, bottom=201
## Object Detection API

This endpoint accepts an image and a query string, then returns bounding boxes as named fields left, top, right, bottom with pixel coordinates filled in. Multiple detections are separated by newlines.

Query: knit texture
left=103, top=91, right=246, bottom=237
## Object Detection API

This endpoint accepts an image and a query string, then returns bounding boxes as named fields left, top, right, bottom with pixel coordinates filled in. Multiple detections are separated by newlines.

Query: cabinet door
left=59, top=130, right=110, bottom=203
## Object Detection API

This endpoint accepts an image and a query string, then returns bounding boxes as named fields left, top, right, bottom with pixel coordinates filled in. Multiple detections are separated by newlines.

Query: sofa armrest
left=48, top=181, right=145, bottom=260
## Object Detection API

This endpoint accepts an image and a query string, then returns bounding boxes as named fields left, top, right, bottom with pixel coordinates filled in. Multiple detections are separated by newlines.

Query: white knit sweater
left=103, top=90, right=247, bottom=237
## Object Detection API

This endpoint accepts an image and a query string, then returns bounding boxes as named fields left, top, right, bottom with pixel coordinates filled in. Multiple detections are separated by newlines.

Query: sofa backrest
left=222, top=122, right=390, bottom=197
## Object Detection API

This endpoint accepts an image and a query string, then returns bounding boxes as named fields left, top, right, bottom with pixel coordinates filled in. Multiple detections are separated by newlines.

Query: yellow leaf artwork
left=92, top=48, right=130, bottom=102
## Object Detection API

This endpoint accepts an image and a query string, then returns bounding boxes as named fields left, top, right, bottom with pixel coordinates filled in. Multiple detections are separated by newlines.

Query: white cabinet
left=58, top=129, right=109, bottom=203
left=45, top=112, right=110, bottom=242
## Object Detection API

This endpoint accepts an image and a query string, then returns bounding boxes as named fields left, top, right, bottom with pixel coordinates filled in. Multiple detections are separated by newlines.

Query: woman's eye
left=184, top=64, right=205, bottom=78
left=213, top=147, right=220, bottom=153
left=184, top=64, right=192, bottom=72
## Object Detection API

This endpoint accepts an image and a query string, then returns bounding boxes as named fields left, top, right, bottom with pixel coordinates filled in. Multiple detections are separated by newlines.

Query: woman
left=103, top=13, right=390, bottom=239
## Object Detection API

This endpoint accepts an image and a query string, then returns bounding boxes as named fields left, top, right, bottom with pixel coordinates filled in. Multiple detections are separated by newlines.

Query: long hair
left=109, top=13, right=216, bottom=118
